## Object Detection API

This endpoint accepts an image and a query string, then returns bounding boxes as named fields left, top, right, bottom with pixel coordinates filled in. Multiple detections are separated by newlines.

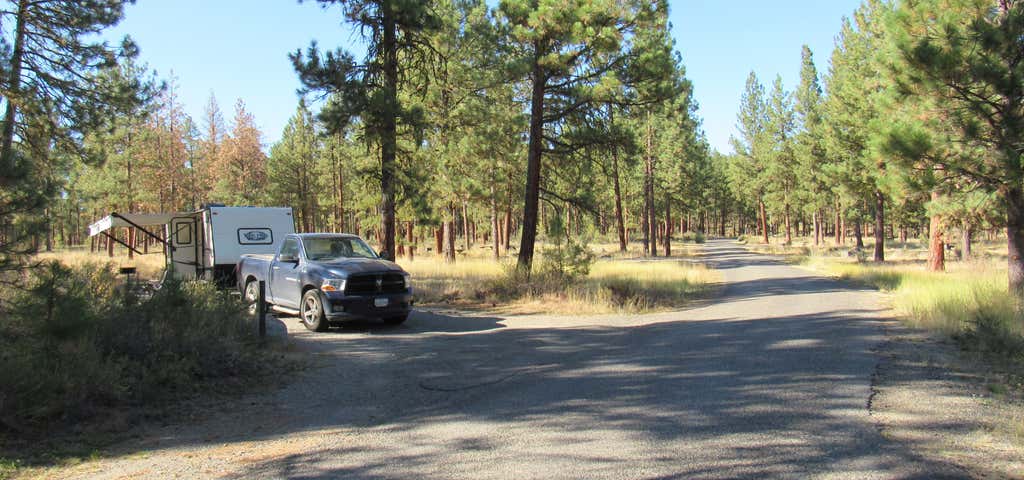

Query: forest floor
left=10, top=239, right=1022, bottom=479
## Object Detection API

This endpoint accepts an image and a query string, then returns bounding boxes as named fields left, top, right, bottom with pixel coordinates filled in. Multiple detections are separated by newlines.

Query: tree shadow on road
left=76, top=305, right=972, bottom=479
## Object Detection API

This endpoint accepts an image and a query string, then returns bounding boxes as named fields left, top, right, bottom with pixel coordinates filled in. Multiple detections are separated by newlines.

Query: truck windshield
left=303, top=237, right=379, bottom=261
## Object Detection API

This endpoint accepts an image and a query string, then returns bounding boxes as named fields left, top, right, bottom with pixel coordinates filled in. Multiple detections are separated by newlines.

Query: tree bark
left=516, top=39, right=547, bottom=274
left=645, top=115, right=657, bottom=257
left=1006, top=185, right=1024, bottom=298
left=813, top=210, right=821, bottom=247
left=758, top=199, right=769, bottom=244
left=444, top=204, right=456, bottom=263
left=490, top=192, right=500, bottom=260
left=874, top=190, right=885, bottom=262
left=783, top=206, right=792, bottom=245
left=335, top=135, right=346, bottom=232
left=854, top=219, right=864, bottom=249
left=378, top=4, right=399, bottom=261
left=961, top=222, right=972, bottom=260
left=611, top=142, right=627, bottom=253
left=0, top=0, right=28, bottom=176
left=664, top=201, right=672, bottom=257
left=929, top=190, right=945, bottom=272
left=462, top=201, right=470, bottom=251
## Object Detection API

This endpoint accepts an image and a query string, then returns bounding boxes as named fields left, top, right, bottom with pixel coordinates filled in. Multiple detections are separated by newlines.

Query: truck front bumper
left=321, top=291, right=414, bottom=320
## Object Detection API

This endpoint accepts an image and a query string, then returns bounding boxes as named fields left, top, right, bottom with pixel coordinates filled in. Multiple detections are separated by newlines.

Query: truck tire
left=301, top=290, right=329, bottom=332
left=244, top=280, right=259, bottom=316
left=383, top=313, right=408, bottom=326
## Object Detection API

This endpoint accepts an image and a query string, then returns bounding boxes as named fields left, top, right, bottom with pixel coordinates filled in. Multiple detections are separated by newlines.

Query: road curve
left=54, top=239, right=966, bottom=479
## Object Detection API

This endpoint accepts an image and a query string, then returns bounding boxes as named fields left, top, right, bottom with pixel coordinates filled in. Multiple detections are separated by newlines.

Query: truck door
left=270, top=237, right=302, bottom=308
left=168, top=216, right=199, bottom=280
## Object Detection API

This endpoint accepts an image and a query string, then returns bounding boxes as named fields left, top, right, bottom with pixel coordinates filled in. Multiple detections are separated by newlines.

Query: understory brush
left=0, top=260, right=275, bottom=433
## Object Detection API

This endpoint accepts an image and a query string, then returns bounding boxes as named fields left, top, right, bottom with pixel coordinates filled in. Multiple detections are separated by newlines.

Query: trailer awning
left=88, top=212, right=187, bottom=237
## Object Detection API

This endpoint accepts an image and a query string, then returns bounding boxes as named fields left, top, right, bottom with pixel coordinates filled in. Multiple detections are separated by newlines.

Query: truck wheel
left=301, top=290, right=329, bottom=332
left=383, top=313, right=408, bottom=326
left=244, top=280, right=260, bottom=316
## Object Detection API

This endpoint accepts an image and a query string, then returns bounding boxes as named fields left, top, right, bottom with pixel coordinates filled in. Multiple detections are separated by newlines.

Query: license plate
left=374, top=297, right=389, bottom=308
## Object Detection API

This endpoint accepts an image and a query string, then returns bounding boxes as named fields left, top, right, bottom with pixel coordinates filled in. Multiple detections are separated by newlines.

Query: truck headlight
left=321, top=278, right=346, bottom=292
left=402, top=273, right=411, bottom=289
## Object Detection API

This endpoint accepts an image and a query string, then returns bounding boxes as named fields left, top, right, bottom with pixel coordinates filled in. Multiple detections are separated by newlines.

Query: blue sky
left=109, top=0, right=862, bottom=154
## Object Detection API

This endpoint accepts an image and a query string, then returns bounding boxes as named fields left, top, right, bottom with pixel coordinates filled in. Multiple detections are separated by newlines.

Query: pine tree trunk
left=929, top=191, right=945, bottom=272
left=874, top=190, right=885, bottom=262
left=378, top=5, right=399, bottom=261
left=664, top=201, right=672, bottom=257
left=611, top=142, right=627, bottom=253
left=961, top=222, right=972, bottom=260
left=0, top=0, right=27, bottom=176
left=444, top=204, right=456, bottom=264
left=854, top=219, right=864, bottom=249
left=1006, top=185, right=1024, bottom=300
left=784, top=206, right=792, bottom=245
left=504, top=200, right=512, bottom=253
left=336, top=140, right=346, bottom=232
left=434, top=228, right=442, bottom=256
left=517, top=40, right=546, bottom=274
left=641, top=201, right=650, bottom=256
left=462, top=202, right=470, bottom=251
left=813, top=210, right=821, bottom=247
left=645, top=116, right=657, bottom=257
left=759, top=199, right=769, bottom=244
left=491, top=193, right=500, bottom=260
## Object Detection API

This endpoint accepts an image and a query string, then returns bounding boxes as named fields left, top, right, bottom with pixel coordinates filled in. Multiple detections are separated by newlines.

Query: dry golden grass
left=34, top=248, right=166, bottom=281
left=398, top=254, right=718, bottom=315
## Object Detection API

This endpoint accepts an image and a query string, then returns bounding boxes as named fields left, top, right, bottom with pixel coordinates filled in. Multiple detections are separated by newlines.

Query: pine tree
left=884, top=0, right=1024, bottom=303
left=730, top=72, right=770, bottom=244
left=268, top=100, right=320, bottom=231
left=291, top=0, right=440, bottom=261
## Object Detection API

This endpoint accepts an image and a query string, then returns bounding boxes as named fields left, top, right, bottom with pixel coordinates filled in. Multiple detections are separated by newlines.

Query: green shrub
left=0, top=261, right=269, bottom=429
left=681, top=231, right=706, bottom=244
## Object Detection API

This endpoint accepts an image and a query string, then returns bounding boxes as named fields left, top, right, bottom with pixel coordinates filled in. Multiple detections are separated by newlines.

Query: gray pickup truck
left=236, top=233, right=413, bottom=331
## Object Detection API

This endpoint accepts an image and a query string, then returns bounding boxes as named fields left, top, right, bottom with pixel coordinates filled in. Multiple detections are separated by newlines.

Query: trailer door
left=168, top=216, right=199, bottom=280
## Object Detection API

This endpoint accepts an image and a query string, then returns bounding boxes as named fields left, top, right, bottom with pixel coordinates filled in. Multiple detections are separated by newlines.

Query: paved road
left=58, top=239, right=965, bottom=479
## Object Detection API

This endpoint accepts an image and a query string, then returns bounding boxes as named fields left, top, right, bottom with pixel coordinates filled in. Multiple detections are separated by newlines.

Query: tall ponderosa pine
left=793, top=46, right=828, bottom=246
left=730, top=72, right=770, bottom=244
left=884, top=0, right=1024, bottom=304
left=500, top=0, right=671, bottom=272
left=292, top=0, right=439, bottom=261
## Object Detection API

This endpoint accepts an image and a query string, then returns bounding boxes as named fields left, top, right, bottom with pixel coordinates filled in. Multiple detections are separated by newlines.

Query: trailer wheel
left=244, top=280, right=260, bottom=316
left=301, top=290, right=329, bottom=332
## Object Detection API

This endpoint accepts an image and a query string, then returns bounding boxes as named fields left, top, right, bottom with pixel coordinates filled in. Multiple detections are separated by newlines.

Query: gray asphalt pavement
left=55, top=239, right=967, bottom=479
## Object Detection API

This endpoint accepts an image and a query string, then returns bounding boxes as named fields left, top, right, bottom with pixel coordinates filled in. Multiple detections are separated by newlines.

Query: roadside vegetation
left=0, top=260, right=285, bottom=439
left=403, top=251, right=714, bottom=315
left=747, top=237, right=1024, bottom=365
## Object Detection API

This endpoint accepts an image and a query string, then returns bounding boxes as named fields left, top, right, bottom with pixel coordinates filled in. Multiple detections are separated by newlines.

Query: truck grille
left=344, top=273, right=406, bottom=295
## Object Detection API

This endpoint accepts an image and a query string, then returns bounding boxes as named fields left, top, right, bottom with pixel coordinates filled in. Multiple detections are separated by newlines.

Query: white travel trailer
left=88, top=205, right=296, bottom=286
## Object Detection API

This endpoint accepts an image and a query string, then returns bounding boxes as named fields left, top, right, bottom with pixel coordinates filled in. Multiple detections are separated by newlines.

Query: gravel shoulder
left=19, top=239, right=1021, bottom=479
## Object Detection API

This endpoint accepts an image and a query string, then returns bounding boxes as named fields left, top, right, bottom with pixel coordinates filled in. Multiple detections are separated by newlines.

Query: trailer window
left=174, top=221, right=193, bottom=245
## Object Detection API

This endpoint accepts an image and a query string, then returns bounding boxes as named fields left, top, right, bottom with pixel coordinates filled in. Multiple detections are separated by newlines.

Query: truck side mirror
left=278, top=254, right=299, bottom=264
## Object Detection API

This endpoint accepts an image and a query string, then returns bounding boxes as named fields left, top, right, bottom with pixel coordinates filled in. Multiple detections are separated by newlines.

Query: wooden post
left=258, top=280, right=267, bottom=340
